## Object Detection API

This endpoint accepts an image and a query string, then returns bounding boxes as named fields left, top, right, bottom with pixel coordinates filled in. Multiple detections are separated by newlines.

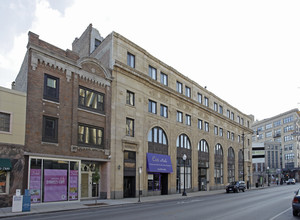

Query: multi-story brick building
left=252, top=108, right=300, bottom=180
left=0, top=86, right=26, bottom=207
left=72, top=24, right=253, bottom=199
left=13, top=31, right=112, bottom=204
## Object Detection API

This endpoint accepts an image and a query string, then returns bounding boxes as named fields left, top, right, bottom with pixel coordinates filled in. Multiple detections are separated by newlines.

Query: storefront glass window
left=0, top=171, right=8, bottom=193
left=29, top=158, right=42, bottom=203
left=148, top=174, right=160, bottom=191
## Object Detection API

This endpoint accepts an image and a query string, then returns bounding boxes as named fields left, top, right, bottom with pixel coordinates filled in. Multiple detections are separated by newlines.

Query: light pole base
left=182, top=191, right=187, bottom=196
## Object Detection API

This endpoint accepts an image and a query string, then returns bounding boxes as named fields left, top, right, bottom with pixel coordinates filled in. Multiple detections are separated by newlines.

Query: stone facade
left=73, top=24, right=253, bottom=199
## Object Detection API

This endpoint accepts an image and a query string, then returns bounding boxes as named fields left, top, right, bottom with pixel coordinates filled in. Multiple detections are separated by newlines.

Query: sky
left=0, top=0, right=300, bottom=121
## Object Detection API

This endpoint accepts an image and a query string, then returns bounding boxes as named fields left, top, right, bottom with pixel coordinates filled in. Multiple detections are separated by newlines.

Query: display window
left=148, top=173, right=160, bottom=191
left=29, top=157, right=79, bottom=203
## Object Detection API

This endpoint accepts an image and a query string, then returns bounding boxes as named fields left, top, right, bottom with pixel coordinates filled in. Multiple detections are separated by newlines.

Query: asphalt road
left=4, top=184, right=300, bottom=220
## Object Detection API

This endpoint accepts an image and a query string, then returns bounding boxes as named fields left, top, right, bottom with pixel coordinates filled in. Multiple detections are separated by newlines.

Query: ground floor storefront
left=27, top=156, right=110, bottom=204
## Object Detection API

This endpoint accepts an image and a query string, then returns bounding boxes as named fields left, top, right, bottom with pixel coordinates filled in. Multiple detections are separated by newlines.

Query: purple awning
left=146, top=153, right=173, bottom=173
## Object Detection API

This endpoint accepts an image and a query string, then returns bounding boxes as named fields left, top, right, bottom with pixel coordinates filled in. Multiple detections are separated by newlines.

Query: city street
left=2, top=184, right=300, bottom=220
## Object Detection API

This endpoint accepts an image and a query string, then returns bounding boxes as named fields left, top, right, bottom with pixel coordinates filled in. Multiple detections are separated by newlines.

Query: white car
left=287, top=178, right=296, bottom=185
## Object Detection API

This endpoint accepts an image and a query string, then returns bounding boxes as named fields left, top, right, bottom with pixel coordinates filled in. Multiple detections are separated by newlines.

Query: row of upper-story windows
left=126, top=52, right=250, bottom=127
left=256, top=115, right=295, bottom=132
left=44, top=74, right=105, bottom=114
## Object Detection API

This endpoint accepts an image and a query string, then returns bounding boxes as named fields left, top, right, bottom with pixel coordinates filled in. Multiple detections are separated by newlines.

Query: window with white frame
left=198, top=119, right=203, bottom=130
left=176, top=81, right=183, bottom=94
left=160, top=104, right=168, bottom=118
left=0, top=112, right=11, bottom=132
left=177, top=111, right=183, bottom=123
left=214, top=102, right=218, bottom=112
left=148, top=100, right=157, bottom=114
left=149, top=65, right=157, bottom=80
left=204, top=97, right=209, bottom=107
left=186, top=114, right=191, bottom=126
left=185, top=86, right=191, bottom=98
left=204, top=122, right=209, bottom=132
left=127, top=52, right=135, bottom=68
left=160, top=72, right=168, bottom=86
left=197, top=93, right=202, bottom=104
left=283, top=115, right=293, bottom=124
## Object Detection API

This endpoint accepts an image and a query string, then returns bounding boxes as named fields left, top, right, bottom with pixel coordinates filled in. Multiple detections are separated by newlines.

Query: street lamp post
left=138, top=167, right=142, bottom=202
left=182, top=154, right=187, bottom=196
left=242, top=133, right=245, bottom=181
left=267, top=166, right=270, bottom=187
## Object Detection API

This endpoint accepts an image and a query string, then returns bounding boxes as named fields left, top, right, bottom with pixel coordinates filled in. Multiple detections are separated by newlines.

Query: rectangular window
left=219, top=128, right=223, bottom=137
left=160, top=104, right=168, bottom=118
left=148, top=100, right=157, bottom=114
left=126, top=118, right=134, bottom=137
left=126, top=90, right=135, bottom=106
left=214, top=102, right=218, bottom=111
left=214, top=126, right=218, bottom=135
left=237, top=116, right=240, bottom=124
left=177, top=111, right=183, bottom=123
left=149, top=66, right=157, bottom=80
left=204, top=97, right=209, bottom=107
left=79, top=87, right=105, bottom=113
left=42, top=116, right=58, bottom=143
left=185, top=86, right=191, bottom=98
left=176, top=81, right=183, bottom=94
left=160, top=72, right=168, bottom=86
left=44, top=74, right=59, bottom=102
left=0, top=112, right=10, bottom=132
left=283, top=116, right=293, bottom=124
left=266, top=123, right=273, bottom=130
left=78, top=124, right=104, bottom=148
left=227, top=131, right=230, bottom=139
left=227, top=110, right=230, bottom=118
left=197, top=93, right=202, bottom=104
left=198, top=119, right=203, bottom=130
left=0, top=170, right=10, bottom=194
left=127, top=52, right=135, bottom=68
left=231, top=132, right=234, bottom=141
left=204, top=122, right=209, bottom=132
left=231, top=112, right=234, bottom=120
left=186, top=114, right=191, bottom=126
left=274, top=120, right=281, bottom=127
left=219, top=105, right=223, bottom=114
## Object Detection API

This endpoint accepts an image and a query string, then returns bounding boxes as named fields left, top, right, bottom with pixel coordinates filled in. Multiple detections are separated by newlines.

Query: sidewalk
left=0, top=187, right=264, bottom=218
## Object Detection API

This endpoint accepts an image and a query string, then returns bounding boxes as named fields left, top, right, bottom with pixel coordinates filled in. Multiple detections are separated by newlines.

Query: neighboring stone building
left=0, top=86, right=26, bottom=207
left=13, top=31, right=112, bottom=204
left=72, top=24, right=253, bottom=199
left=252, top=108, right=300, bottom=180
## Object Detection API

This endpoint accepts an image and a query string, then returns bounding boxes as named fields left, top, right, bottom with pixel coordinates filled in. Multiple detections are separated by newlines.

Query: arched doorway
left=176, top=134, right=192, bottom=193
left=228, top=147, right=235, bottom=183
left=147, top=126, right=170, bottom=195
left=214, top=143, right=223, bottom=185
left=198, top=139, right=209, bottom=191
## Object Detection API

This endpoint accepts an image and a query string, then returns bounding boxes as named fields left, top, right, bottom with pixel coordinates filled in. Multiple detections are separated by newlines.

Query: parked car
left=292, top=189, right=300, bottom=216
left=226, top=181, right=246, bottom=193
left=287, top=178, right=296, bottom=185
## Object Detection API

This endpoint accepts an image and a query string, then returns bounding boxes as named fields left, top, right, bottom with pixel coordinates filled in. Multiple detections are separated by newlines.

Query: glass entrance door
left=81, top=173, right=90, bottom=198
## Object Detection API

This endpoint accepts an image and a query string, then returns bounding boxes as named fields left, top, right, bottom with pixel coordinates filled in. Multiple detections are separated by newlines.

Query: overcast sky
left=1, top=0, right=299, bottom=121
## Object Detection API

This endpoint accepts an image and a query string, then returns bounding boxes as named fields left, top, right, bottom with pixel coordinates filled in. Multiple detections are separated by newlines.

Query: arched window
left=148, top=127, right=167, bottom=145
left=228, top=147, right=235, bottom=183
left=214, top=143, right=223, bottom=184
left=198, top=139, right=209, bottom=152
left=148, top=127, right=168, bottom=155
left=176, top=134, right=192, bottom=193
left=176, top=134, right=191, bottom=149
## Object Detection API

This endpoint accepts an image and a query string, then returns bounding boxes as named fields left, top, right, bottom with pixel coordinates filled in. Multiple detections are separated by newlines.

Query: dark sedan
left=226, top=181, right=246, bottom=193
left=292, top=189, right=300, bottom=216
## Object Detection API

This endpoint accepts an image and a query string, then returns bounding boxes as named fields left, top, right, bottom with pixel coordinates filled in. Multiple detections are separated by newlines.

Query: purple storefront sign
left=29, top=169, right=41, bottom=203
left=69, top=170, right=78, bottom=200
left=44, top=169, right=67, bottom=202
left=146, top=153, right=173, bottom=173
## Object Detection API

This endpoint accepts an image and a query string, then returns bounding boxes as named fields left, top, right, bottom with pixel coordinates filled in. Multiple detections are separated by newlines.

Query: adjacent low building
left=0, top=86, right=26, bottom=207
